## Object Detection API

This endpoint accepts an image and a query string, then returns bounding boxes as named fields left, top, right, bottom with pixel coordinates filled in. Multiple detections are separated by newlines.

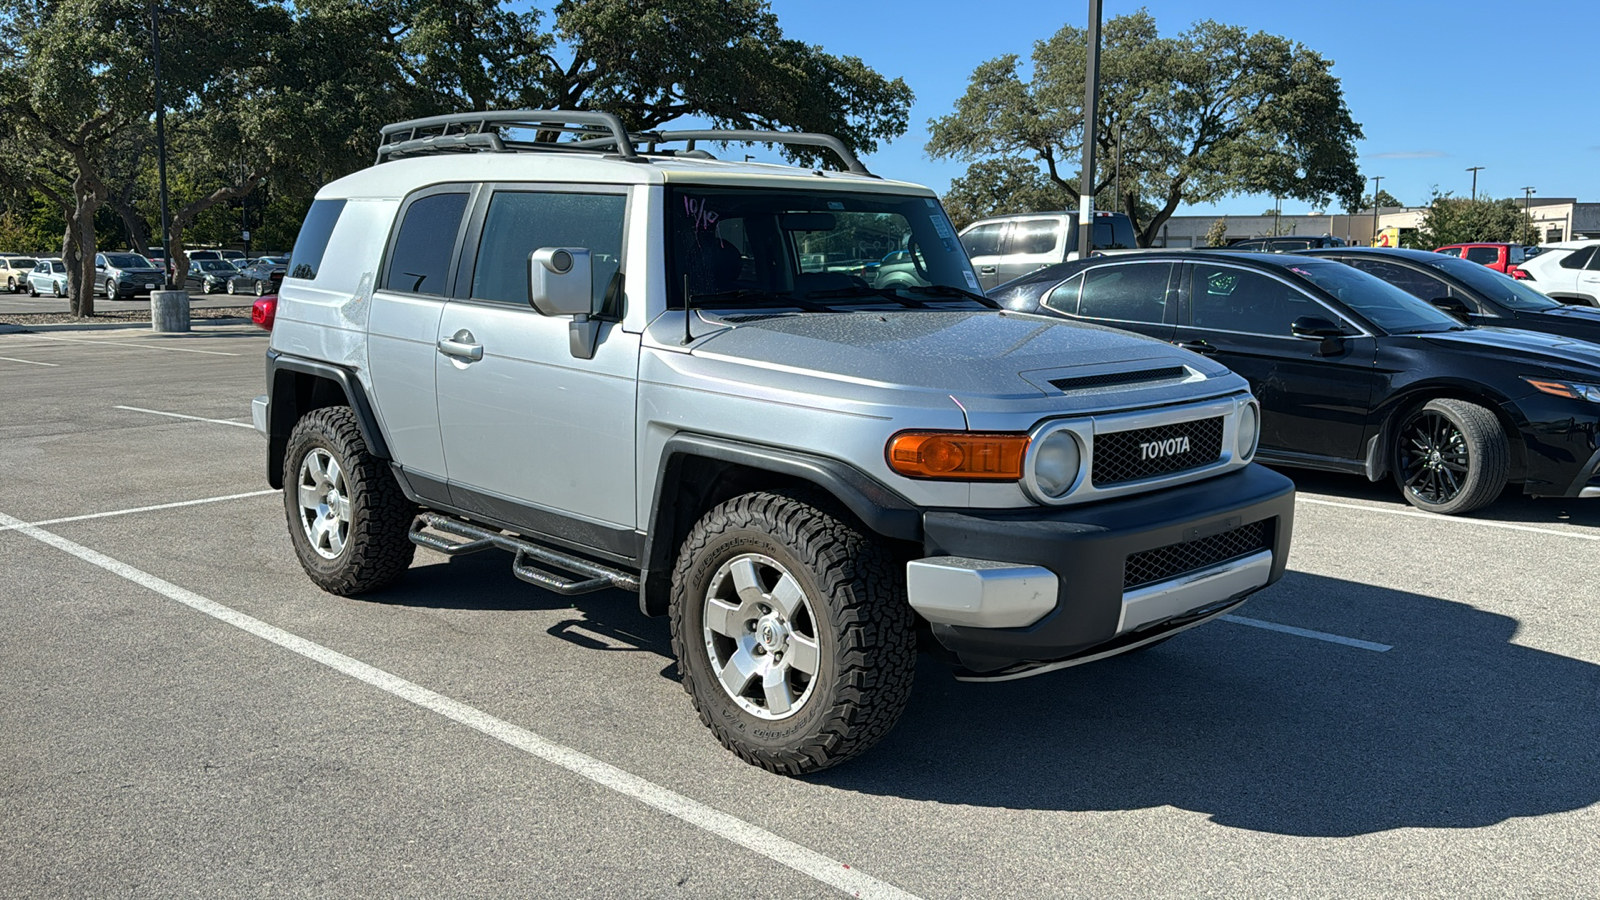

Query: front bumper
left=909, top=464, right=1295, bottom=673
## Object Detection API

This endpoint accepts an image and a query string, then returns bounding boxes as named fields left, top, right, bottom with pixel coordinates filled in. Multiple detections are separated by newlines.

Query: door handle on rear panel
left=437, top=330, right=483, bottom=361
left=979, top=266, right=996, bottom=274
left=1175, top=340, right=1217, bottom=355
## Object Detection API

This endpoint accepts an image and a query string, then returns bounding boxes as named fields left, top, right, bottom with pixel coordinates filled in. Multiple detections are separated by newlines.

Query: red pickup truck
left=1434, top=243, right=1538, bottom=279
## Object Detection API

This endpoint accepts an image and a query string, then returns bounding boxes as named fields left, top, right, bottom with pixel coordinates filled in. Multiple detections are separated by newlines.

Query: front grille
left=1092, top=417, right=1224, bottom=485
left=1124, top=520, right=1271, bottom=590
left=1050, top=366, right=1186, bottom=392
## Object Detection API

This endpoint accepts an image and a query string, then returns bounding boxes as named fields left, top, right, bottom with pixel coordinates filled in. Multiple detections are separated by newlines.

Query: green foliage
left=1362, top=189, right=1406, bottom=210
left=940, top=158, right=1074, bottom=229
left=1410, top=193, right=1539, bottom=249
left=927, top=11, right=1364, bottom=247
left=1203, top=217, right=1229, bottom=247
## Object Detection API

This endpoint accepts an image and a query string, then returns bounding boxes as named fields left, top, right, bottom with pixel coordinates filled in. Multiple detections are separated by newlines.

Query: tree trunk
left=111, top=193, right=152, bottom=256
left=65, top=165, right=103, bottom=317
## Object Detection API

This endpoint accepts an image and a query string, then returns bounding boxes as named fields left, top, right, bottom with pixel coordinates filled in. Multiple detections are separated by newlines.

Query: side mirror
left=1429, top=296, right=1472, bottom=319
left=527, top=247, right=595, bottom=317
left=1291, top=315, right=1346, bottom=340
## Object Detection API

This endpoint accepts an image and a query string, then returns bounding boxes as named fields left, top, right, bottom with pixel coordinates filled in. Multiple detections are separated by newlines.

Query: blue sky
left=738, top=0, right=1600, bottom=215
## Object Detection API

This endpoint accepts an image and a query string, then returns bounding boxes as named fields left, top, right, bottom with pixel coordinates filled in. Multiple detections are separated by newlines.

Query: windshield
left=1422, top=255, right=1560, bottom=311
left=198, top=261, right=234, bottom=272
left=1287, top=261, right=1463, bottom=333
left=667, top=187, right=984, bottom=311
left=11, top=258, right=35, bottom=268
left=104, top=253, right=152, bottom=268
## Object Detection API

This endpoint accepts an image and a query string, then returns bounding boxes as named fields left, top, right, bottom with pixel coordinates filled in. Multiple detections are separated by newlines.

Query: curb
left=0, top=316, right=253, bottom=334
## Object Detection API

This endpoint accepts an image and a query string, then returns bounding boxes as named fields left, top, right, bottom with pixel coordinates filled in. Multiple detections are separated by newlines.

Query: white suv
left=254, top=110, right=1293, bottom=773
left=1516, top=240, right=1600, bottom=307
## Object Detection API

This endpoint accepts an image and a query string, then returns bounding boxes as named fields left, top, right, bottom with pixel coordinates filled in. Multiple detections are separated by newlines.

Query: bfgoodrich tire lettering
left=670, top=491, right=916, bottom=774
left=282, top=406, right=416, bottom=595
left=1392, top=398, right=1508, bottom=515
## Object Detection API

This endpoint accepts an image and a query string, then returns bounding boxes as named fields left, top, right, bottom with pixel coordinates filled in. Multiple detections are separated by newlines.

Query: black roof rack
left=375, top=109, right=873, bottom=176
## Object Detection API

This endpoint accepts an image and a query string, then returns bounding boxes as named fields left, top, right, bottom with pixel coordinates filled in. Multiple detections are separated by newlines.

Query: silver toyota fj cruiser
left=254, top=111, right=1295, bottom=774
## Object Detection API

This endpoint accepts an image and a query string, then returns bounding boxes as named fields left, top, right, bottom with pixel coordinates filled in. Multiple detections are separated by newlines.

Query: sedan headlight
left=1525, top=378, right=1600, bottom=403
left=1237, top=402, right=1261, bottom=460
left=1027, top=428, right=1084, bottom=500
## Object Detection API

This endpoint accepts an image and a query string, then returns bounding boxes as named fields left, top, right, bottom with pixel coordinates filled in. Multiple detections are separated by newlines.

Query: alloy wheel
left=701, top=553, right=822, bottom=720
left=1399, top=410, right=1470, bottom=505
left=296, top=448, right=352, bottom=559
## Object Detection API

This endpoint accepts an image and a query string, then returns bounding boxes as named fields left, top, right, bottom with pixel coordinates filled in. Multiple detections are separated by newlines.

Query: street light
left=1466, top=166, right=1485, bottom=201
left=148, top=2, right=174, bottom=288
left=1523, top=186, right=1537, bottom=242
left=1369, top=175, right=1384, bottom=245
left=1077, top=0, right=1103, bottom=257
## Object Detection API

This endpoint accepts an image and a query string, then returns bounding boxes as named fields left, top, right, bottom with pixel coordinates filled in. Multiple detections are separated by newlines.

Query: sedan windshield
left=667, top=187, right=986, bottom=311
left=198, top=261, right=235, bottom=272
left=104, top=253, right=153, bottom=269
left=1422, top=256, right=1560, bottom=311
left=1286, top=261, right=1463, bottom=333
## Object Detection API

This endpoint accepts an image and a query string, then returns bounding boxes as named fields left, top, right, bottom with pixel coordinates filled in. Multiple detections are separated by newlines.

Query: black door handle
left=1175, top=340, right=1217, bottom=355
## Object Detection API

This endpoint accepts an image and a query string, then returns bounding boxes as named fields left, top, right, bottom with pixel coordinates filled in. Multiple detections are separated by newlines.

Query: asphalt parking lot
left=0, top=288, right=250, bottom=315
left=2, top=323, right=1598, bottom=898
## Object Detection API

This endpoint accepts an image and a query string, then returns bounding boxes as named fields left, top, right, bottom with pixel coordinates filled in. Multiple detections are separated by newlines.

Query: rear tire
left=670, top=491, right=916, bottom=774
left=1392, top=398, right=1508, bottom=515
left=53, top=280, right=65, bottom=298
left=28, top=282, right=38, bottom=297
left=283, top=406, right=416, bottom=595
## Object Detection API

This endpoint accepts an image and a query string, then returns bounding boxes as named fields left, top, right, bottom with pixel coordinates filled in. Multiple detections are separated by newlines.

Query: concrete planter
left=151, top=290, right=190, bottom=333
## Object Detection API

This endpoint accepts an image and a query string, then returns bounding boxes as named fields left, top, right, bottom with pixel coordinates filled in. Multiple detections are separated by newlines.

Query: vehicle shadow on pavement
left=1271, top=466, right=1600, bottom=530
left=821, top=570, right=1600, bottom=837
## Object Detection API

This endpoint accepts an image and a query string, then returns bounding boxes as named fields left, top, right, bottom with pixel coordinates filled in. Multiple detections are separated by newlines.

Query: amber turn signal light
left=886, top=432, right=1029, bottom=480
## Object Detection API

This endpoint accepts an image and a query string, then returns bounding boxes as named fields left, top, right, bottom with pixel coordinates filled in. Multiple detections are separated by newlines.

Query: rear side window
left=1076, top=263, right=1172, bottom=323
left=960, top=223, right=1004, bottom=257
left=1343, top=259, right=1457, bottom=306
left=384, top=192, right=469, bottom=295
left=470, top=191, right=626, bottom=306
left=1012, top=220, right=1059, bottom=255
left=1558, top=247, right=1595, bottom=269
left=1043, top=274, right=1083, bottom=315
left=288, top=199, right=347, bottom=280
left=1464, top=246, right=1501, bottom=265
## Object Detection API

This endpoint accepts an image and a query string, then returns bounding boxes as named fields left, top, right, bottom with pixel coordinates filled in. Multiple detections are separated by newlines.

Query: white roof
left=318, top=151, right=934, bottom=201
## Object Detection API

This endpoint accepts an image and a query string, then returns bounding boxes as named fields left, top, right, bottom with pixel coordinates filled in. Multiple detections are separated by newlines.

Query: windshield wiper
left=898, top=283, right=1002, bottom=309
left=686, top=289, right=831, bottom=313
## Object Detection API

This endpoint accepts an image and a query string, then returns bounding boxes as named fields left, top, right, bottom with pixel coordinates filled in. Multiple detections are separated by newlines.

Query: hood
left=1528, top=304, right=1600, bottom=324
left=675, top=310, right=1237, bottom=411
left=1419, top=326, right=1600, bottom=374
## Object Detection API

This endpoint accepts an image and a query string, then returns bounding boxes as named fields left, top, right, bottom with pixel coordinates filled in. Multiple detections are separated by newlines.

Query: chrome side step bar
left=408, top=512, right=639, bottom=596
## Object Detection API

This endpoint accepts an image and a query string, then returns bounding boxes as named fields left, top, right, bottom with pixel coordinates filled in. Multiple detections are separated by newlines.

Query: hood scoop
left=1049, top=365, right=1188, bottom=393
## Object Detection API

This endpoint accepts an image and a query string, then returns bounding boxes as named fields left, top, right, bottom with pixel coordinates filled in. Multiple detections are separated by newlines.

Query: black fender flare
left=636, top=433, right=922, bottom=616
left=265, top=350, right=391, bottom=487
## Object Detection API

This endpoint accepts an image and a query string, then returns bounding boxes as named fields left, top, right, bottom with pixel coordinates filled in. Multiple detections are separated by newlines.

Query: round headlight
left=1032, top=430, right=1082, bottom=499
left=1238, top=403, right=1260, bottom=460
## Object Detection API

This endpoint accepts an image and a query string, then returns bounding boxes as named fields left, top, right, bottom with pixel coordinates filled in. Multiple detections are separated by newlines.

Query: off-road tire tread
left=283, top=406, right=415, bottom=595
left=669, top=490, right=916, bottom=775
left=1396, top=398, right=1508, bottom=515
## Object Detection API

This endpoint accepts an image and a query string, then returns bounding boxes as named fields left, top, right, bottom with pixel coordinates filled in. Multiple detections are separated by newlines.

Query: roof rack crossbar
left=376, top=110, right=640, bottom=164
left=580, top=128, right=873, bottom=177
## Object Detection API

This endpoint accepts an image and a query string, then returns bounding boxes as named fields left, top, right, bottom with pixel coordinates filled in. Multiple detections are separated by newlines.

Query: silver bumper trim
left=251, top=395, right=269, bottom=437
left=905, top=557, right=1058, bottom=629
left=1118, top=549, right=1274, bottom=634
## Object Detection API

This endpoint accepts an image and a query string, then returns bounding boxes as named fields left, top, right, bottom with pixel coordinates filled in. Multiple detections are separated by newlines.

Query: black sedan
left=992, top=251, right=1600, bottom=514
left=228, top=257, right=287, bottom=296
left=1300, top=246, right=1600, bottom=344
left=185, top=259, right=241, bottom=294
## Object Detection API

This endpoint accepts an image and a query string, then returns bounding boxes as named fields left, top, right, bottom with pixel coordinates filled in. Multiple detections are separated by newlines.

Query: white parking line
left=17, top=334, right=240, bottom=356
left=0, top=509, right=923, bottom=900
left=1297, top=496, right=1600, bottom=542
left=114, top=405, right=255, bottom=429
left=0, top=354, right=58, bottom=367
left=0, top=490, right=278, bottom=533
left=1221, top=614, right=1392, bottom=652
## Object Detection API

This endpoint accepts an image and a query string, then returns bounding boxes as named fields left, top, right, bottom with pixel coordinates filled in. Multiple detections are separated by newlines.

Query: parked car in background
left=959, top=211, right=1138, bottom=291
left=94, top=252, right=165, bottom=299
left=1512, top=240, right=1600, bottom=306
left=1, top=256, right=38, bottom=292
left=26, top=258, right=69, bottom=297
left=1225, top=235, right=1346, bottom=252
left=228, top=257, right=287, bottom=296
left=991, top=250, right=1600, bottom=514
left=220, top=250, right=246, bottom=264
left=188, top=250, right=222, bottom=261
left=1300, top=247, right=1600, bottom=345
left=1432, top=242, right=1537, bottom=278
left=185, top=259, right=240, bottom=294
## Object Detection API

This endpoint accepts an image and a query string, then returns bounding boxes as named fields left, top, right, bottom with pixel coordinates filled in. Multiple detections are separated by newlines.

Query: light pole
left=1113, top=121, right=1122, bottom=214
left=1077, top=0, right=1103, bottom=258
left=149, top=1, right=173, bottom=288
left=1466, top=166, right=1485, bottom=201
left=1522, top=186, right=1537, bottom=242
left=1369, top=175, right=1384, bottom=245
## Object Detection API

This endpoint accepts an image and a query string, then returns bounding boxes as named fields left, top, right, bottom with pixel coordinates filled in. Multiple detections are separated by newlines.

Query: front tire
left=282, top=406, right=416, bottom=595
left=670, top=491, right=916, bottom=774
left=105, top=278, right=118, bottom=299
left=53, top=280, right=65, bottom=298
left=1393, top=398, right=1508, bottom=515
left=28, top=281, right=38, bottom=297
